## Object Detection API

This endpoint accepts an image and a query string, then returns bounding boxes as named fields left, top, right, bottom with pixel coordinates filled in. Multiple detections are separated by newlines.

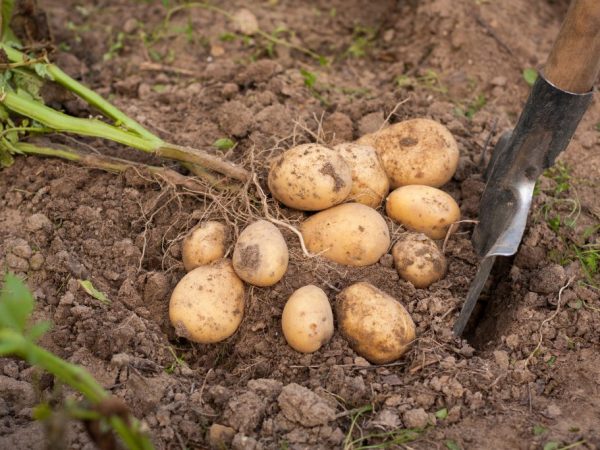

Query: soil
left=1, top=0, right=600, bottom=449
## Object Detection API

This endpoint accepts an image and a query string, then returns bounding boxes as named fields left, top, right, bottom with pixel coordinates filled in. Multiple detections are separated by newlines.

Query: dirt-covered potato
left=281, top=285, right=334, bottom=353
left=386, top=185, right=460, bottom=239
left=268, top=143, right=353, bottom=211
left=392, top=233, right=447, bottom=288
left=335, top=142, right=389, bottom=208
left=365, top=118, right=459, bottom=188
left=169, top=259, right=245, bottom=344
left=336, top=282, right=416, bottom=364
left=232, top=220, right=288, bottom=286
left=301, top=202, right=390, bottom=266
left=181, top=221, right=228, bottom=271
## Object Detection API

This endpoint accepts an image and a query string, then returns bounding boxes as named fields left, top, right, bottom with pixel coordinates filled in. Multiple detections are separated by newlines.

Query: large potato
left=182, top=221, right=228, bottom=271
left=336, top=282, right=416, bottom=364
left=301, top=203, right=390, bottom=266
left=268, top=143, right=353, bottom=211
left=392, top=233, right=447, bottom=288
left=335, top=142, right=389, bottom=208
left=169, top=259, right=245, bottom=344
left=367, top=118, right=459, bottom=188
left=386, top=185, right=460, bottom=239
left=233, top=220, right=288, bottom=286
left=281, top=285, right=334, bottom=353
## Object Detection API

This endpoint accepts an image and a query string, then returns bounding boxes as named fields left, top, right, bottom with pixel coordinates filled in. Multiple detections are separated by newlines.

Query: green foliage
left=213, top=137, right=236, bottom=151
left=533, top=425, right=548, bottom=436
left=523, top=68, right=538, bottom=86
left=78, top=279, right=110, bottom=304
left=396, top=69, right=448, bottom=94
left=445, top=440, right=461, bottom=450
left=300, top=68, right=317, bottom=88
left=435, top=408, right=448, bottom=419
left=103, top=32, right=126, bottom=61
left=0, top=273, right=34, bottom=332
left=345, top=26, right=376, bottom=59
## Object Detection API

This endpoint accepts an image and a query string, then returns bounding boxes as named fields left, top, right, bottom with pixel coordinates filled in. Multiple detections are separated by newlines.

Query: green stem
left=1, top=91, right=158, bottom=151
left=0, top=43, right=157, bottom=141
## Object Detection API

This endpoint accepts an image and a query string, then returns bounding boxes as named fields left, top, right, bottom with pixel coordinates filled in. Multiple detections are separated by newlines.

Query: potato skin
left=301, top=203, right=390, bottom=266
left=169, top=259, right=245, bottom=344
left=334, top=142, right=389, bottom=208
left=386, top=185, right=460, bottom=240
left=369, top=119, right=459, bottom=188
left=281, top=285, right=334, bottom=353
left=182, top=221, right=228, bottom=271
left=268, top=143, right=353, bottom=211
left=336, top=282, right=416, bottom=364
left=233, top=220, right=288, bottom=287
left=392, top=233, right=447, bottom=288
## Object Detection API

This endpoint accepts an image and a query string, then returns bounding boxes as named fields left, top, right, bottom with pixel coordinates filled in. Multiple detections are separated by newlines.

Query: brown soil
left=1, top=0, right=600, bottom=449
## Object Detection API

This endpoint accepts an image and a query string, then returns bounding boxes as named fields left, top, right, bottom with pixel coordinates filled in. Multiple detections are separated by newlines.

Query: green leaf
left=435, top=408, right=448, bottom=419
left=0, top=147, right=15, bottom=167
left=1, top=0, right=19, bottom=43
left=28, top=321, right=50, bottom=341
left=300, top=68, right=316, bottom=88
left=212, top=138, right=235, bottom=151
left=546, top=355, right=557, bottom=367
left=0, top=273, right=34, bottom=332
left=523, top=68, right=538, bottom=86
left=533, top=425, right=548, bottom=436
left=78, top=280, right=110, bottom=304
left=33, top=63, right=53, bottom=80
left=543, top=442, right=560, bottom=450
left=445, top=440, right=461, bottom=450
left=32, top=403, right=52, bottom=420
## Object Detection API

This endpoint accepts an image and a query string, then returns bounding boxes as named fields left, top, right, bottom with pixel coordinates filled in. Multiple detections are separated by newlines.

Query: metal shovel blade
left=453, top=74, right=592, bottom=336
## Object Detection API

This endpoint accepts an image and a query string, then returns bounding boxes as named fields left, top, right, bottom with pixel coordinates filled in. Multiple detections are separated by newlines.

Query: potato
left=392, top=233, right=447, bottom=288
left=281, top=285, right=334, bottom=353
left=268, top=143, right=353, bottom=211
left=182, top=221, right=228, bottom=271
left=334, top=142, right=389, bottom=208
left=233, top=220, right=288, bottom=286
left=366, top=118, right=459, bottom=188
left=301, top=203, right=390, bottom=266
left=386, top=185, right=460, bottom=239
left=169, top=259, right=244, bottom=344
left=336, top=282, right=416, bottom=364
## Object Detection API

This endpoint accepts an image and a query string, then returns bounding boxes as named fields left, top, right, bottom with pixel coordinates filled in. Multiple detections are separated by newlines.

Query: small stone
left=208, top=423, right=235, bottom=449
left=493, top=350, right=509, bottom=370
left=529, top=264, right=567, bottom=294
left=490, top=76, right=507, bottom=87
left=25, top=213, right=52, bottom=232
left=29, top=253, right=44, bottom=271
left=354, top=357, right=370, bottom=367
left=233, top=9, right=259, bottom=35
left=545, top=404, right=562, bottom=418
left=123, top=18, right=138, bottom=34
left=402, top=408, right=430, bottom=428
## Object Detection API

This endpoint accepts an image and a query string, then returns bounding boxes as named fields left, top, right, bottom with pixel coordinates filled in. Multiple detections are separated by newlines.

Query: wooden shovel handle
left=545, top=0, right=600, bottom=93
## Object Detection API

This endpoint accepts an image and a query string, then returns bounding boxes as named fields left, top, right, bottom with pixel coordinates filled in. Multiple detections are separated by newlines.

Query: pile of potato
left=169, top=118, right=461, bottom=364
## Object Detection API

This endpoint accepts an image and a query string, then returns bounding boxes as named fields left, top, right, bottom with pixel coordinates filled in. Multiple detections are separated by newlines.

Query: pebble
left=208, top=423, right=235, bottom=448
left=402, top=408, right=430, bottom=428
left=29, top=253, right=44, bottom=271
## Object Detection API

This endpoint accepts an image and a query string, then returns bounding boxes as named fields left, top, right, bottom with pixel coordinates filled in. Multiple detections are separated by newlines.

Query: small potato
left=268, top=143, right=353, bottom=211
left=233, top=220, right=288, bottom=287
left=169, top=259, right=244, bottom=344
left=336, top=282, right=415, bottom=364
left=335, top=142, right=389, bottom=208
left=182, top=221, right=228, bottom=271
left=368, top=118, right=459, bottom=188
left=281, top=285, right=334, bottom=353
left=386, top=185, right=460, bottom=239
left=301, top=203, right=390, bottom=266
left=392, top=233, right=447, bottom=288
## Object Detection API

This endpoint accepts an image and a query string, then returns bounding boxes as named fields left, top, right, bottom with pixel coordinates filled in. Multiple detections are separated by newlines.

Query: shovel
left=453, top=0, right=600, bottom=336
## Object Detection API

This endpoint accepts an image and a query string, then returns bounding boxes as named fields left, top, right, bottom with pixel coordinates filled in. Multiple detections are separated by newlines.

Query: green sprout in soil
left=0, top=0, right=249, bottom=185
left=0, top=272, right=154, bottom=450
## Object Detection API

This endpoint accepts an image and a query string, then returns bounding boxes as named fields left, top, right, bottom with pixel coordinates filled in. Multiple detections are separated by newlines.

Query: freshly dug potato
left=169, top=259, right=244, bottom=344
left=182, top=221, right=228, bottom=271
left=301, top=203, right=390, bottom=266
left=392, top=233, right=447, bottom=288
left=268, top=143, right=353, bottom=211
left=233, top=220, right=288, bottom=286
left=386, top=185, right=460, bottom=239
left=335, top=142, right=389, bottom=208
left=281, top=285, right=334, bottom=353
left=366, top=118, right=459, bottom=188
left=336, top=282, right=416, bottom=364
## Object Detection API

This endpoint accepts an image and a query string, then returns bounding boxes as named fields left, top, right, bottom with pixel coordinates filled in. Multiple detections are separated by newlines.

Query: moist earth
left=1, top=0, right=600, bottom=449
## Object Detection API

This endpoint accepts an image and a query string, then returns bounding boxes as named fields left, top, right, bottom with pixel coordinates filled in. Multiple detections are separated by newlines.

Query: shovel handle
left=545, top=0, right=600, bottom=93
